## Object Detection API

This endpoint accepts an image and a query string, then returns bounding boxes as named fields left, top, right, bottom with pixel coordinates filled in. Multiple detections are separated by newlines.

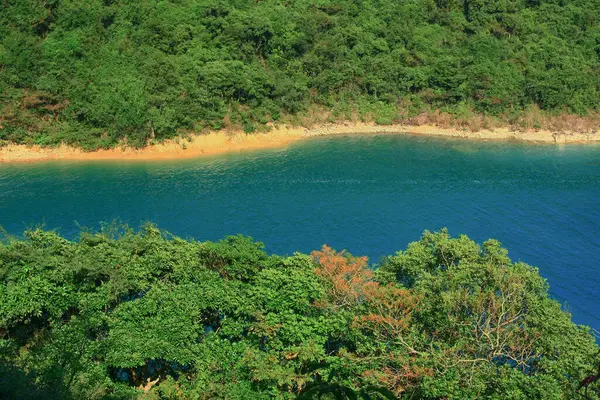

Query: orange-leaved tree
left=311, top=245, right=427, bottom=396
left=311, top=245, right=377, bottom=309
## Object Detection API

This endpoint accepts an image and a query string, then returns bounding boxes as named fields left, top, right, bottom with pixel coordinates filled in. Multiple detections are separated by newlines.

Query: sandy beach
left=1, top=123, right=598, bottom=163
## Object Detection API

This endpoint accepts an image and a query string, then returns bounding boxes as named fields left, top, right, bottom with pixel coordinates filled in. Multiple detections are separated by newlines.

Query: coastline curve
left=1, top=123, right=598, bottom=163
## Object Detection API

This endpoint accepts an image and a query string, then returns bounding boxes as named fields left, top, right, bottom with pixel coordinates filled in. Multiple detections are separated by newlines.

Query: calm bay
left=1, top=134, right=599, bottom=334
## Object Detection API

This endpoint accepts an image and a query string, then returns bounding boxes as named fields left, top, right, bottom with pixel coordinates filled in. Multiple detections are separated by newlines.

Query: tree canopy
left=0, top=225, right=598, bottom=399
left=1, top=0, right=600, bottom=149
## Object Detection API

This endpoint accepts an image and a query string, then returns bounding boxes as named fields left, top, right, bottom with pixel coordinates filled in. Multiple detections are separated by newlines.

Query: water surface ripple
left=1, top=134, right=599, bottom=333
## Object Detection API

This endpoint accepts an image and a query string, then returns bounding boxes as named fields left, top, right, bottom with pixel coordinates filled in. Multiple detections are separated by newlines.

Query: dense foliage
left=2, top=0, right=600, bottom=148
left=0, top=225, right=598, bottom=399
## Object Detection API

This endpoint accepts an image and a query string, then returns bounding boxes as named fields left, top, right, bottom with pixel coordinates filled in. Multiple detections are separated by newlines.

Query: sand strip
left=1, top=123, right=598, bottom=163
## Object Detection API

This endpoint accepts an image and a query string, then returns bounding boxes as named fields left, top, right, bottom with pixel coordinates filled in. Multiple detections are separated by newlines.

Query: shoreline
left=1, top=123, right=599, bottom=163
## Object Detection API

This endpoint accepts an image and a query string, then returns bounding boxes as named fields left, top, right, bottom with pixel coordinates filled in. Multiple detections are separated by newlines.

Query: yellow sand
left=1, top=123, right=598, bottom=163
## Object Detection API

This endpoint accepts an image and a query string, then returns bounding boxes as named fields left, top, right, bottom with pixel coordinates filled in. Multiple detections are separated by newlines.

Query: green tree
left=0, top=226, right=598, bottom=398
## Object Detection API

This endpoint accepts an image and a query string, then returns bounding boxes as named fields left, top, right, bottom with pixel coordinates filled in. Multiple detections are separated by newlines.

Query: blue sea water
left=1, top=134, right=599, bottom=334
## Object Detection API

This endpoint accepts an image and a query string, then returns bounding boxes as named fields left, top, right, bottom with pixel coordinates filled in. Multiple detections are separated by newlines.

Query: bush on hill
left=1, top=0, right=600, bottom=149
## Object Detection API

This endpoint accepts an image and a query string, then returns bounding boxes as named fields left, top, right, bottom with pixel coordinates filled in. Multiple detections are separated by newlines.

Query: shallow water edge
left=1, top=122, right=599, bottom=163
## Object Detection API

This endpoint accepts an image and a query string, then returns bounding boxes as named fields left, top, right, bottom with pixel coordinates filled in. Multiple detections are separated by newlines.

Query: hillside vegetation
left=0, top=226, right=598, bottom=399
left=2, top=0, right=600, bottom=149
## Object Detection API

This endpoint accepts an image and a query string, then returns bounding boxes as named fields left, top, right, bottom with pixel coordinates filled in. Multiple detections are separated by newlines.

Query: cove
left=1, top=134, right=599, bottom=335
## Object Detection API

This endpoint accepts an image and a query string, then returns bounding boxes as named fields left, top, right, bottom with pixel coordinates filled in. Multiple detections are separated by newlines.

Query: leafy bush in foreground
left=0, top=226, right=598, bottom=399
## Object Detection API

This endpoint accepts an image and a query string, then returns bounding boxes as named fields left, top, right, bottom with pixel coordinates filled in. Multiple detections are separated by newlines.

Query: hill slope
left=2, top=0, right=600, bottom=149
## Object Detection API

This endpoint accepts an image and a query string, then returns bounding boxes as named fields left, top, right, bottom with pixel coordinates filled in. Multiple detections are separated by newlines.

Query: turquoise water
left=1, top=134, right=599, bottom=334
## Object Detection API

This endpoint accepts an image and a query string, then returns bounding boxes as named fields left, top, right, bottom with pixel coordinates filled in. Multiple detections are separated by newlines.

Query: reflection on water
left=449, top=143, right=482, bottom=154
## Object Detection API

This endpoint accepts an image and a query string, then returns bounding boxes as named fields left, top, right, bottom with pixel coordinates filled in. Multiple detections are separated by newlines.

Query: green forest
left=0, top=226, right=598, bottom=399
left=2, top=0, right=600, bottom=149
